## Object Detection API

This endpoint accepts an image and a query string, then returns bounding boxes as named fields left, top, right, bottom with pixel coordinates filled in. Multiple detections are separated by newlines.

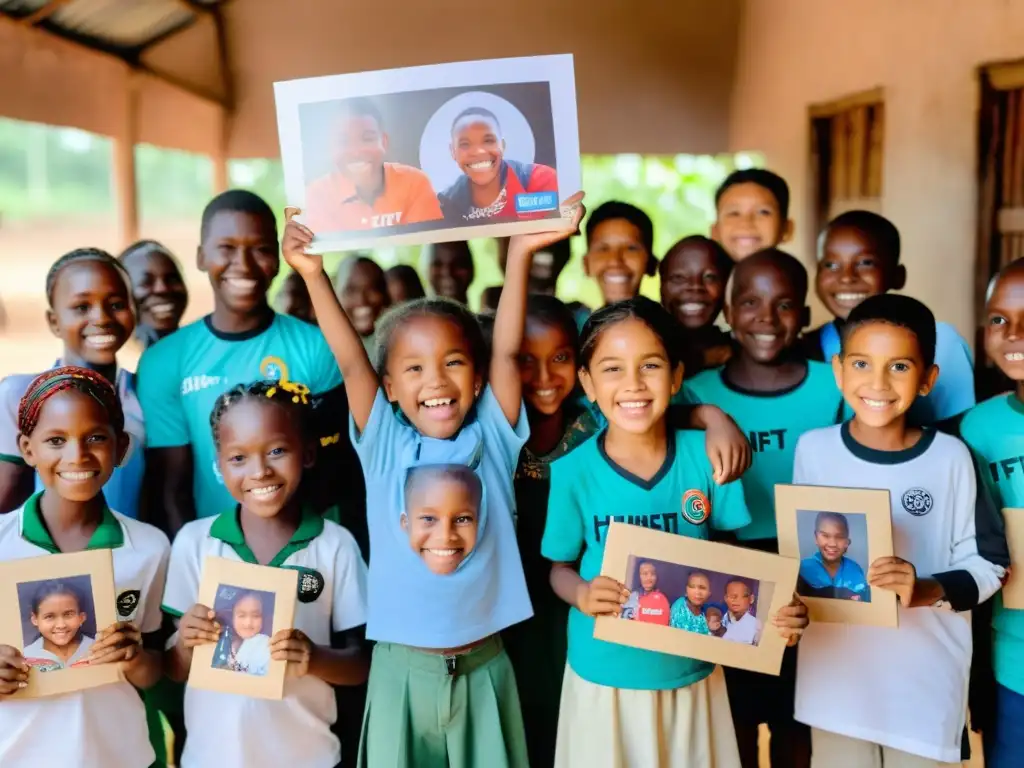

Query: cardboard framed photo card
left=188, top=557, right=298, bottom=700
left=274, top=54, right=581, bottom=251
left=998, top=508, right=1024, bottom=609
left=594, top=522, right=799, bottom=676
left=0, top=549, right=119, bottom=698
left=775, top=484, right=897, bottom=627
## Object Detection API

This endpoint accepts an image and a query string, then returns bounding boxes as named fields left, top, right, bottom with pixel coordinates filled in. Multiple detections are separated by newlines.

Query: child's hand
left=178, top=604, right=220, bottom=649
left=577, top=575, right=630, bottom=617
left=506, top=192, right=585, bottom=262
left=0, top=645, right=28, bottom=695
left=281, top=209, right=323, bottom=279
left=772, top=595, right=809, bottom=647
left=89, top=622, right=143, bottom=668
left=270, top=629, right=312, bottom=678
left=868, top=556, right=917, bottom=607
left=701, top=407, right=751, bottom=484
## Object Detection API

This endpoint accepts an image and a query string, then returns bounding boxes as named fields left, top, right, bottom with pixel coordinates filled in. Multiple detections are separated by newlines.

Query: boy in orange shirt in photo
left=304, top=97, right=443, bottom=233
left=630, top=561, right=671, bottom=626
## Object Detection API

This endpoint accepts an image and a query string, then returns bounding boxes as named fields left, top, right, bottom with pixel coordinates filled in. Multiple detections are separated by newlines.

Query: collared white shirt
left=722, top=610, right=761, bottom=645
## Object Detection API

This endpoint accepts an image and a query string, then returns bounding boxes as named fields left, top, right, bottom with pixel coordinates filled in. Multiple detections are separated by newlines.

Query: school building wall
left=729, top=0, right=1024, bottom=344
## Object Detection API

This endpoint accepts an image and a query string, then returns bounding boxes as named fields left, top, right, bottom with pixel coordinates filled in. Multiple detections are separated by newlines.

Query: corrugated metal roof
left=0, top=0, right=223, bottom=58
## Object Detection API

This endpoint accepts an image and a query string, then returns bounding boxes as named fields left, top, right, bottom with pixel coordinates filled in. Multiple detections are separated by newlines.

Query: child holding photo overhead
left=162, top=380, right=369, bottom=768
left=283, top=192, right=586, bottom=768
left=0, top=367, right=170, bottom=768
left=792, top=294, right=1005, bottom=766
left=541, top=297, right=808, bottom=768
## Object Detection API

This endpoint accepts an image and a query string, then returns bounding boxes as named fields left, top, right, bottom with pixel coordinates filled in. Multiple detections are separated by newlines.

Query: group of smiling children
left=0, top=165, right=1015, bottom=768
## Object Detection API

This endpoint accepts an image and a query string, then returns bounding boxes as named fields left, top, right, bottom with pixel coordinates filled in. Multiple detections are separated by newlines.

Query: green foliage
left=0, top=117, right=761, bottom=309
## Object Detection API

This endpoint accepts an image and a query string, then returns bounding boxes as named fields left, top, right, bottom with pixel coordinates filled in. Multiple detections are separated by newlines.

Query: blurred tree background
left=0, top=117, right=761, bottom=310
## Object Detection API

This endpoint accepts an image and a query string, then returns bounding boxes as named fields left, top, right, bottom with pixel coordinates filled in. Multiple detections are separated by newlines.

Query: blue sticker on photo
left=515, top=191, right=558, bottom=214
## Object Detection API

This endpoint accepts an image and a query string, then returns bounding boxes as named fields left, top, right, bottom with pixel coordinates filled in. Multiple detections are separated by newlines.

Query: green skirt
left=358, top=636, right=528, bottom=768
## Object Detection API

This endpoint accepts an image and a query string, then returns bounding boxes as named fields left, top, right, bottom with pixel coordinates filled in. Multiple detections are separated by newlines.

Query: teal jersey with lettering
left=960, top=393, right=1024, bottom=696
left=137, top=314, right=343, bottom=518
left=685, top=362, right=844, bottom=541
left=541, top=428, right=750, bottom=690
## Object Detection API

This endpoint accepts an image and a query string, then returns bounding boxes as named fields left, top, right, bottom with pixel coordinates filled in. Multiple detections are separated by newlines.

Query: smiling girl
left=283, top=193, right=584, bottom=768
left=437, top=107, right=559, bottom=224
left=0, top=367, right=170, bottom=768
left=117, top=240, right=189, bottom=365
left=0, top=249, right=145, bottom=517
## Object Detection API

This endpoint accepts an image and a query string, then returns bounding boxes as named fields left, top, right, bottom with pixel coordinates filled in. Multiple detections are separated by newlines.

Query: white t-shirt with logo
left=162, top=508, right=368, bottom=768
left=0, top=495, right=169, bottom=768
left=792, top=424, right=1004, bottom=763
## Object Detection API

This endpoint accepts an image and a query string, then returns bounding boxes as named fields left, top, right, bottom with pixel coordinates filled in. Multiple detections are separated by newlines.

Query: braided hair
left=209, top=380, right=313, bottom=449
left=18, top=366, right=125, bottom=437
left=45, top=248, right=133, bottom=308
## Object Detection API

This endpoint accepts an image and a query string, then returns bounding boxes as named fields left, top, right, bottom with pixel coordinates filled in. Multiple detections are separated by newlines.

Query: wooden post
left=212, top=106, right=230, bottom=194
left=113, top=68, right=139, bottom=248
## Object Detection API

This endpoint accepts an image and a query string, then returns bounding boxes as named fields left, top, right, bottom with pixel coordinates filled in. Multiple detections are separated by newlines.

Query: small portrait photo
left=274, top=55, right=581, bottom=251
left=211, top=585, right=276, bottom=677
left=796, top=510, right=871, bottom=603
left=620, top=557, right=764, bottom=647
left=401, top=463, right=483, bottom=576
left=18, top=576, right=97, bottom=673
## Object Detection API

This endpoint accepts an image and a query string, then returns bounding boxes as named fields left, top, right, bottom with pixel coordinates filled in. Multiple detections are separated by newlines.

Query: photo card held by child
left=775, top=484, right=897, bottom=627
left=594, top=522, right=798, bottom=675
left=188, top=556, right=298, bottom=700
left=0, top=549, right=119, bottom=698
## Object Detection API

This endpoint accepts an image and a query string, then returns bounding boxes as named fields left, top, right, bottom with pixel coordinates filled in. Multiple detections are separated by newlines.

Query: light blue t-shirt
left=819, top=318, right=975, bottom=425
left=541, top=428, right=750, bottom=690
left=960, top=393, right=1024, bottom=696
left=137, top=314, right=343, bottom=517
left=798, top=551, right=870, bottom=601
left=685, top=362, right=844, bottom=540
left=0, top=365, right=145, bottom=518
left=350, top=387, right=532, bottom=648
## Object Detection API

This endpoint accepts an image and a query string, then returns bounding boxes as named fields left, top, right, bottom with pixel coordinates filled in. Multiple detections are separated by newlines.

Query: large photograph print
left=275, top=55, right=581, bottom=251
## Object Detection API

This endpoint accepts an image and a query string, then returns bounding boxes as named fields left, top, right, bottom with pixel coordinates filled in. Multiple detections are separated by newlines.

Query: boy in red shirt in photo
left=304, top=97, right=443, bottom=233
left=437, top=107, right=558, bottom=223
left=632, top=561, right=671, bottom=625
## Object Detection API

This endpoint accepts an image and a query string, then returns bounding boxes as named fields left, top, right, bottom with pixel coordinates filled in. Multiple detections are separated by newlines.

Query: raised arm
left=490, top=193, right=585, bottom=424
left=281, top=209, right=379, bottom=432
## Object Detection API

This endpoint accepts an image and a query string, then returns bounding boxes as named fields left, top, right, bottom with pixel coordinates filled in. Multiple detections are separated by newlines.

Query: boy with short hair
left=631, top=561, right=671, bottom=626
left=722, top=580, right=761, bottom=645
left=802, top=210, right=976, bottom=425
left=581, top=201, right=657, bottom=320
left=684, top=248, right=842, bottom=768
left=303, top=97, right=443, bottom=232
left=797, top=512, right=869, bottom=601
left=957, top=259, right=1021, bottom=765
left=711, top=168, right=794, bottom=262
left=793, top=293, right=1005, bottom=766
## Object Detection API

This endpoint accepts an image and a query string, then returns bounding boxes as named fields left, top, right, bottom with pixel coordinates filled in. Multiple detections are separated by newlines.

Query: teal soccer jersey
left=685, top=361, right=844, bottom=541
left=541, top=428, right=750, bottom=690
left=137, top=314, right=343, bottom=517
left=960, top=393, right=1024, bottom=696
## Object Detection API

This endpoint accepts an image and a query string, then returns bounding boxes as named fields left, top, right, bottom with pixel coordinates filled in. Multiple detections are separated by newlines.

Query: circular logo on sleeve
left=116, top=590, right=141, bottom=618
left=682, top=490, right=710, bottom=525
left=901, top=488, right=933, bottom=517
left=286, top=566, right=326, bottom=603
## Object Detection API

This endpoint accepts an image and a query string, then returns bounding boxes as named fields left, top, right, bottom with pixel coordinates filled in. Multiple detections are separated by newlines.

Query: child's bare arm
left=166, top=604, right=219, bottom=683
left=490, top=194, right=585, bottom=425
left=271, top=628, right=369, bottom=686
left=281, top=209, right=379, bottom=432
left=683, top=404, right=752, bottom=484
left=550, top=561, right=628, bottom=617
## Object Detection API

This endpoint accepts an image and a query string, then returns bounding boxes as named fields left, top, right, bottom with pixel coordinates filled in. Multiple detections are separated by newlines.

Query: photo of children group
left=619, top=556, right=763, bottom=646
left=296, top=81, right=560, bottom=241
left=401, top=463, right=483, bottom=576
left=211, top=584, right=275, bottom=677
left=17, top=575, right=96, bottom=672
left=795, top=510, right=872, bottom=602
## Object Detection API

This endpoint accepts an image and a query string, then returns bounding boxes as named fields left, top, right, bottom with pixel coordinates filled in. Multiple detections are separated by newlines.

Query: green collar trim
left=21, top=492, right=124, bottom=554
left=209, top=504, right=324, bottom=567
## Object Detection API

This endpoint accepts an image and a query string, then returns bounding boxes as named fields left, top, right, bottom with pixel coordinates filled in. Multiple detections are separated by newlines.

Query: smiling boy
left=711, top=169, right=794, bottom=262
left=801, top=210, right=975, bottom=426
left=401, top=464, right=482, bottom=576
left=797, top=512, right=869, bottom=601
left=304, top=98, right=443, bottom=233
left=582, top=202, right=657, bottom=315
left=722, top=580, right=761, bottom=645
left=423, top=241, right=474, bottom=305
left=792, top=293, right=1005, bottom=766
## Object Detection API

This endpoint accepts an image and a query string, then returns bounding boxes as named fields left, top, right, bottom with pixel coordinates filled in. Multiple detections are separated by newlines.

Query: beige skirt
left=554, top=664, right=741, bottom=768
